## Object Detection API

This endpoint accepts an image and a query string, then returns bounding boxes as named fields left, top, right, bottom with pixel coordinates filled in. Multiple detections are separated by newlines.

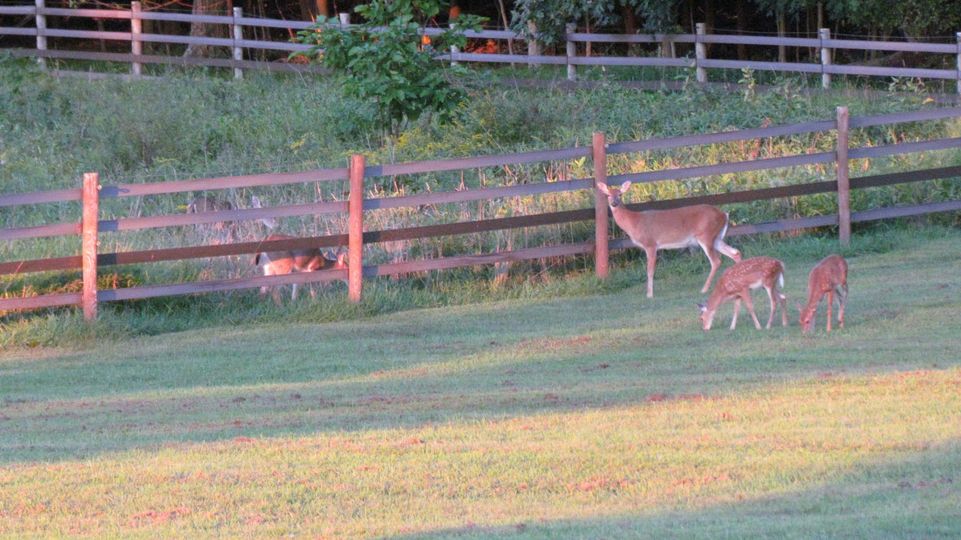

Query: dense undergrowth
left=1, top=57, right=960, bottom=347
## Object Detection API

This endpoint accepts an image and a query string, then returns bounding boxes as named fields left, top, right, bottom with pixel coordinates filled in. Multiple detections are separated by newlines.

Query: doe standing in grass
left=596, top=181, right=741, bottom=298
left=698, top=256, right=788, bottom=331
left=798, top=254, right=848, bottom=333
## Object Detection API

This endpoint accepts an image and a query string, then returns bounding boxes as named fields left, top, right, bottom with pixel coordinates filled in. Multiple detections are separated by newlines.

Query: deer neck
left=801, top=288, right=822, bottom=319
left=610, top=204, right=644, bottom=234
left=705, top=288, right=728, bottom=316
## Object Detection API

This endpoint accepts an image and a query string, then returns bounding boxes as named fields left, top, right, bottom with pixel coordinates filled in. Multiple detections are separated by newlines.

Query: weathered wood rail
left=2, top=106, right=961, bottom=318
left=1, top=2, right=960, bottom=92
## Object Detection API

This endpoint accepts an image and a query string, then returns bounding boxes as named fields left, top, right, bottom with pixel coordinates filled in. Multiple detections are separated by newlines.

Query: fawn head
left=697, top=302, right=715, bottom=331
left=797, top=302, right=815, bottom=334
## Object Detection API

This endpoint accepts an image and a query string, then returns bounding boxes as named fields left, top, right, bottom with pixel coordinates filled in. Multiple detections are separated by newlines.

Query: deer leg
left=730, top=298, right=741, bottom=330
left=780, top=293, right=788, bottom=327
left=715, top=238, right=742, bottom=262
left=260, top=264, right=280, bottom=306
left=826, top=291, right=833, bottom=333
left=290, top=282, right=299, bottom=302
left=764, top=286, right=776, bottom=329
left=838, top=284, right=847, bottom=328
left=699, top=242, right=722, bottom=294
left=644, top=247, right=657, bottom=299
left=742, top=292, right=762, bottom=330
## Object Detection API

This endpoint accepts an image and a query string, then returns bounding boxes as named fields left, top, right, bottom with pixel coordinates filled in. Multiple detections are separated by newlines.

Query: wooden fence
left=2, top=105, right=961, bottom=319
left=1, top=2, right=960, bottom=91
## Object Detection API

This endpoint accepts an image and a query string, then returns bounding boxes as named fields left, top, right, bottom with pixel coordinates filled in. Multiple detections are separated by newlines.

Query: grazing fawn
left=698, top=256, right=788, bottom=331
left=254, top=234, right=347, bottom=304
left=798, top=254, right=848, bottom=334
left=597, top=181, right=741, bottom=298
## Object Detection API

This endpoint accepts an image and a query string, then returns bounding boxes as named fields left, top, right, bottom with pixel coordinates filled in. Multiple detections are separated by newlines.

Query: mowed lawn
left=2, top=230, right=961, bottom=538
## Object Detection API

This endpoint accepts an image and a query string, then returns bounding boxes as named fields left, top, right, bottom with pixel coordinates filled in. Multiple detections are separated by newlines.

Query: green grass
left=2, top=228, right=960, bottom=537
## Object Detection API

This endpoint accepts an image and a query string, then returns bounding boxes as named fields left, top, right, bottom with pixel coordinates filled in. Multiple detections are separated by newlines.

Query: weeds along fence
left=1, top=2, right=961, bottom=92
left=2, top=105, right=961, bottom=319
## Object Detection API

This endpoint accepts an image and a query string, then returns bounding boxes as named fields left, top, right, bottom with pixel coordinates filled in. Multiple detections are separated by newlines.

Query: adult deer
left=597, top=181, right=741, bottom=297
left=798, top=254, right=848, bottom=334
left=698, top=256, right=788, bottom=331
left=254, top=234, right=347, bottom=304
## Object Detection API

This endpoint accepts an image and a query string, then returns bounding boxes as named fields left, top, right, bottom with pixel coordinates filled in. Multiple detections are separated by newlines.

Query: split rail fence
left=1, top=2, right=961, bottom=92
left=2, top=106, right=961, bottom=319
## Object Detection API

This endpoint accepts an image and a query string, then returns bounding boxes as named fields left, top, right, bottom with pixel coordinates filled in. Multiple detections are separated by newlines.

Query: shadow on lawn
left=395, top=441, right=961, bottom=539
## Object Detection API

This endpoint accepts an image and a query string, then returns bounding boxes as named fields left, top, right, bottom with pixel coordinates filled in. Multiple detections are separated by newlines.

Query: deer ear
left=596, top=182, right=610, bottom=195
left=696, top=302, right=707, bottom=313
left=619, top=181, right=632, bottom=193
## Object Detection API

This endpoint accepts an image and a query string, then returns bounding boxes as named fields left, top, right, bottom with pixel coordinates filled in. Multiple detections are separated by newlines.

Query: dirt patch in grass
left=128, top=507, right=192, bottom=528
left=517, top=335, right=594, bottom=353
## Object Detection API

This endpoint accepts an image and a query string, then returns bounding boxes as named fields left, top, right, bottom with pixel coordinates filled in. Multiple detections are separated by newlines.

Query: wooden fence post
left=565, top=23, right=576, bottom=81
left=836, top=106, right=851, bottom=247
left=348, top=154, right=365, bottom=303
left=450, top=23, right=459, bottom=67
left=820, top=28, right=832, bottom=90
left=131, top=1, right=142, bottom=77
left=695, top=23, right=707, bottom=84
left=593, top=132, right=609, bottom=279
left=232, top=7, right=244, bottom=80
left=34, top=0, right=46, bottom=70
left=527, top=20, right=540, bottom=67
left=956, top=32, right=961, bottom=96
left=81, top=172, right=100, bottom=321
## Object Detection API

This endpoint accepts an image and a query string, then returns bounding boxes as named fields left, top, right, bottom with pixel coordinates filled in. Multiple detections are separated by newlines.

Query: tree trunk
left=296, top=0, right=327, bottom=21
left=184, top=0, right=229, bottom=58
left=622, top=4, right=638, bottom=55
left=622, top=4, right=636, bottom=34
left=736, top=0, right=747, bottom=60
left=704, top=0, right=715, bottom=54
left=777, top=10, right=787, bottom=64
left=494, top=0, right=514, bottom=60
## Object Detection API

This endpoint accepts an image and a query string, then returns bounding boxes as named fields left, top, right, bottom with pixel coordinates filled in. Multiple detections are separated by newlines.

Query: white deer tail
left=714, top=212, right=741, bottom=262
left=778, top=271, right=784, bottom=289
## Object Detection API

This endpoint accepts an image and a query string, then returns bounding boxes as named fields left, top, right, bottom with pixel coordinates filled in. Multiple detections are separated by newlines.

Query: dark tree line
left=6, top=0, right=959, bottom=61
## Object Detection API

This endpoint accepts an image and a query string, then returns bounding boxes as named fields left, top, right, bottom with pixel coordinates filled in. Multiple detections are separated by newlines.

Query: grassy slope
left=2, top=228, right=960, bottom=537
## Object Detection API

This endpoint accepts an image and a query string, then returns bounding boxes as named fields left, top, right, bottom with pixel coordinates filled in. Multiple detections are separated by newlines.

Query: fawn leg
left=730, top=298, right=741, bottom=330
left=742, top=292, right=762, bottom=330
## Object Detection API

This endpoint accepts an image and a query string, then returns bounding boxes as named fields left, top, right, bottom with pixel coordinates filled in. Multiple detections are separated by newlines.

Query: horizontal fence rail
left=2, top=3, right=960, bottom=92
left=2, top=106, right=961, bottom=318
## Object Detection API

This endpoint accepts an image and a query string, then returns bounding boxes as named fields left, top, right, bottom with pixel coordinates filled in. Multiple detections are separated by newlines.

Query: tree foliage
left=509, top=0, right=683, bottom=45
left=826, top=0, right=961, bottom=38
left=297, top=0, right=484, bottom=138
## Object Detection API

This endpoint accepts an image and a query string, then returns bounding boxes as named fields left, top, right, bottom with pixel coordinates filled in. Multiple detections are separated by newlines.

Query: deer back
left=808, top=254, right=847, bottom=294
left=617, top=204, right=728, bottom=247
left=715, top=257, right=784, bottom=295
